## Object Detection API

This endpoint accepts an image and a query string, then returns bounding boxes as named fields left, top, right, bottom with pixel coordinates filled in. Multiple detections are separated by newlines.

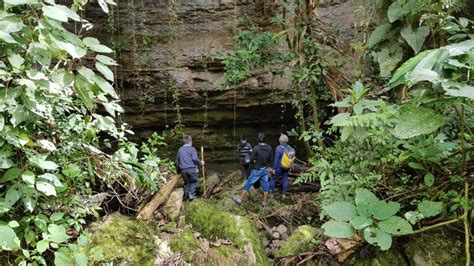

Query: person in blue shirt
left=271, top=134, right=290, bottom=197
left=176, top=135, right=204, bottom=200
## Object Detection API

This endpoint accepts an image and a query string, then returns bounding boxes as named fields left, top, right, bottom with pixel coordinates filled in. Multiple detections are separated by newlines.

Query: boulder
left=81, top=213, right=158, bottom=265
left=403, top=229, right=464, bottom=266
left=277, top=225, right=321, bottom=257
left=163, top=188, right=184, bottom=220
left=185, top=199, right=269, bottom=265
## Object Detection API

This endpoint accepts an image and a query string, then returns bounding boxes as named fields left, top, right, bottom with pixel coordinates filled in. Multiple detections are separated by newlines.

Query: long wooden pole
left=201, top=146, right=206, bottom=194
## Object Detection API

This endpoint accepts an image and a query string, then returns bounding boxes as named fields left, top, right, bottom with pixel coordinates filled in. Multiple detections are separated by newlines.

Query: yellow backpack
left=280, top=145, right=296, bottom=170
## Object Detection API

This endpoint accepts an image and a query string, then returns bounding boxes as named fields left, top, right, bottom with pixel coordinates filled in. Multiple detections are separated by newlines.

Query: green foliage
left=321, top=188, right=414, bottom=250
left=218, top=25, right=289, bottom=85
left=0, top=0, right=169, bottom=264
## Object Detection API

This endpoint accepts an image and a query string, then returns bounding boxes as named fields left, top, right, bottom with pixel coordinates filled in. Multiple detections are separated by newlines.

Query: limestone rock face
left=163, top=188, right=184, bottom=220
left=84, top=0, right=358, bottom=163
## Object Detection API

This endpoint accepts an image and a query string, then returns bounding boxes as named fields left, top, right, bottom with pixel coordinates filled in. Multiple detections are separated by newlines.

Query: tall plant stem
left=408, top=216, right=463, bottom=235
left=457, top=104, right=470, bottom=266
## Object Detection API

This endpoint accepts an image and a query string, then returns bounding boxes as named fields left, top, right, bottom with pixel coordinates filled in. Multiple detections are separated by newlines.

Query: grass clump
left=169, top=229, right=200, bottom=262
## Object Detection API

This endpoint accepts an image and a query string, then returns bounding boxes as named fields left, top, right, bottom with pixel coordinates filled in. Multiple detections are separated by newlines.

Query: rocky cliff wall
left=85, top=0, right=358, bottom=163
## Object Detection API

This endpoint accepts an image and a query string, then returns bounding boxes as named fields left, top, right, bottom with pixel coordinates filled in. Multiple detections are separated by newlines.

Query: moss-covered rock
left=185, top=199, right=269, bottom=265
left=169, top=229, right=200, bottom=262
left=82, top=213, right=158, bottom=265
left=277, top=225, right=320, bottom=257
left=403, top=229, right=464, bottom=266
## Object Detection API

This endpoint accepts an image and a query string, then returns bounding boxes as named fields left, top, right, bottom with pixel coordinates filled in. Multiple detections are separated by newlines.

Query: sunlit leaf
left=378, top=216, right=413, bottom=235
left=418, top=200, right=442, bottom=218
left=364, top=227, right=392, bottom=250
left=322, top=201, right=356, bottom=221
left=321, top=221, right=355, bottom=238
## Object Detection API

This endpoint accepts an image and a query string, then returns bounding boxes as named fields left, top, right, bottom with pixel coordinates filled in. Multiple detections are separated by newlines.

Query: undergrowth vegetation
left=0, top=0, right=170, bottom=264
left=220, top=0, right=473, bottom=263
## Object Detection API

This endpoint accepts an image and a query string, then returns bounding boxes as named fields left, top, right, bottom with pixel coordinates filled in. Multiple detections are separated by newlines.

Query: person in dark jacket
left=233, top=132, right=273, bottom=207
left=236, top=135, right=253, bottom=180
left=271, top=134, right=290, bottom=197
left=176, top=135, right=204, bottom=200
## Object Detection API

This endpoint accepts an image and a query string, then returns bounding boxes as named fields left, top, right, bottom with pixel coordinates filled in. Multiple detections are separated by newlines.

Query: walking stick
left=201, top=146, right=206, bottom=194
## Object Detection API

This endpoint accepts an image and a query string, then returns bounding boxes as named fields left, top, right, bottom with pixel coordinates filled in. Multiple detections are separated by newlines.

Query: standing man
left=233, top=132, right=273, bottom=207
left=236, top=135, right=253, bottom=180
left=176, top=135, right=204, bottom=200
left=271, top=134, right=293, bottom=198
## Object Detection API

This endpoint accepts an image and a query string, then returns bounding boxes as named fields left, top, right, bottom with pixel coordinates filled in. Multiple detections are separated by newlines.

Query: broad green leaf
left=50, top=34, right=86, bottom=59
left=418, top=200, right=442, bottom=218
left=42, top=5, right=69, bottom=22
left=36, top=239, right=49, bottom=253
left=75, top=253, right=88, bottom=266
left=4, top=0, right=29, bottom=5
left=0, top=115, right=4, bottom=131
left=30, top=157, right=59, bottom=170
left=39, top=173, right=62, bottom=187
left=401, top=26, right=430, bottom=54
left=372, top=201, right=400, bottom=221
left=95, top=62, right=114, bottom=81
left=0, top=31, right=17, bottom=43
left=350, top=216, right=373, bottom=230
left=1, top=167, right=21, bottom=183
left=77, top=66, right=96, bottom=80
left=5, top=184, right=22, bottom=208
left=378, top=216, right=413, bottom=235
left=19, top=132, right=29, bottom=146
left=54, top=250, right=74, bottom=265
left=42, top=5, right=80, bottom=22
left=408, top=162, right=425, bottom=170
left=321, top=221, right=355, bottom=238
left=8, top=53, right=24, bottom=69
left=0, top=18, right=24, bottom=33
left=389, top=50, right=431, bottom=87
left=364, top=227, right=392, bottom=250
left=21, top=171, right=36, bottom=187
left=48, top=224, right=69, bottom=243
left=355, top=188, right=378, bottom=206
left=372, top=45, right=403, bottom=77
left=96, top=54, right=117, bottom=65
left=50, top=212, right=65, bottom=222
left=387, top=1, right=406, bottom=23
left=74, top=76, right=95, bottom=109
left=36, top=181, right=56, bottom=196
left=423, top=172, right=434, bottom=187
left=83, top=37, right=112, bottom=53
left=8, top=221, right=19, bottom=228
left=405, top=68, right=439, bottom=83
left=322, top=201, right=356, bottom=221
left=368, top=23, right=391, bottom=48
left=93, top=75, right=118, bottom=98
left=391, top=105, right=445, bottom=139
left=21, top=185, right=38, bottom=212
left=0, top=225, right=21, bottom=250
left=444, top=83, right=474, bottom=99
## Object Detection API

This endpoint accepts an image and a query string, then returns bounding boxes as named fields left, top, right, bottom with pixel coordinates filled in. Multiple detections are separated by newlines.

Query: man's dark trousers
left=181, top=168, right=198, bottom=199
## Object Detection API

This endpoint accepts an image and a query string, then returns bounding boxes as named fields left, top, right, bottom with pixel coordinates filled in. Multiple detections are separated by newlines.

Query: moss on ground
left=169, top=229, right=200, bottom=262
left=185, top=199, right=269, bottom=265
left=82, top=213, right=158, bottom=265
left=277, top=225, right=319, bottom=257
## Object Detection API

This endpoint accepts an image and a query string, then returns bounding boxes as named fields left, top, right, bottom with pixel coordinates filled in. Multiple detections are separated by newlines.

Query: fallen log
left=136, top=174, right=180, bottom=220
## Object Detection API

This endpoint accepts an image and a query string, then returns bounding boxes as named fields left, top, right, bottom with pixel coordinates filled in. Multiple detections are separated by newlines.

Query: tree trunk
left=136, top=174, right=180, bottom=220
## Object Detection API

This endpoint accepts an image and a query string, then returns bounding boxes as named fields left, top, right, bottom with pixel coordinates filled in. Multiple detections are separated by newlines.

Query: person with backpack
left=236, top=135, right=253, bottom=180
left=176, top=135, right=205, bottom=200
left=270, top=134, right=295, bottom=197
left=233, top=132, right=273, bottom=207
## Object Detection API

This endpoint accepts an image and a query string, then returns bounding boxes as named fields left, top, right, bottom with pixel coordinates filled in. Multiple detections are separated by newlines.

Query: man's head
left=279, top=134, right=289, bottom=145
left=257, top=132, right=265, bottom=143
left=183, top=135, right=192, bottom=145
left=240, top=135, right=247, bottom=143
